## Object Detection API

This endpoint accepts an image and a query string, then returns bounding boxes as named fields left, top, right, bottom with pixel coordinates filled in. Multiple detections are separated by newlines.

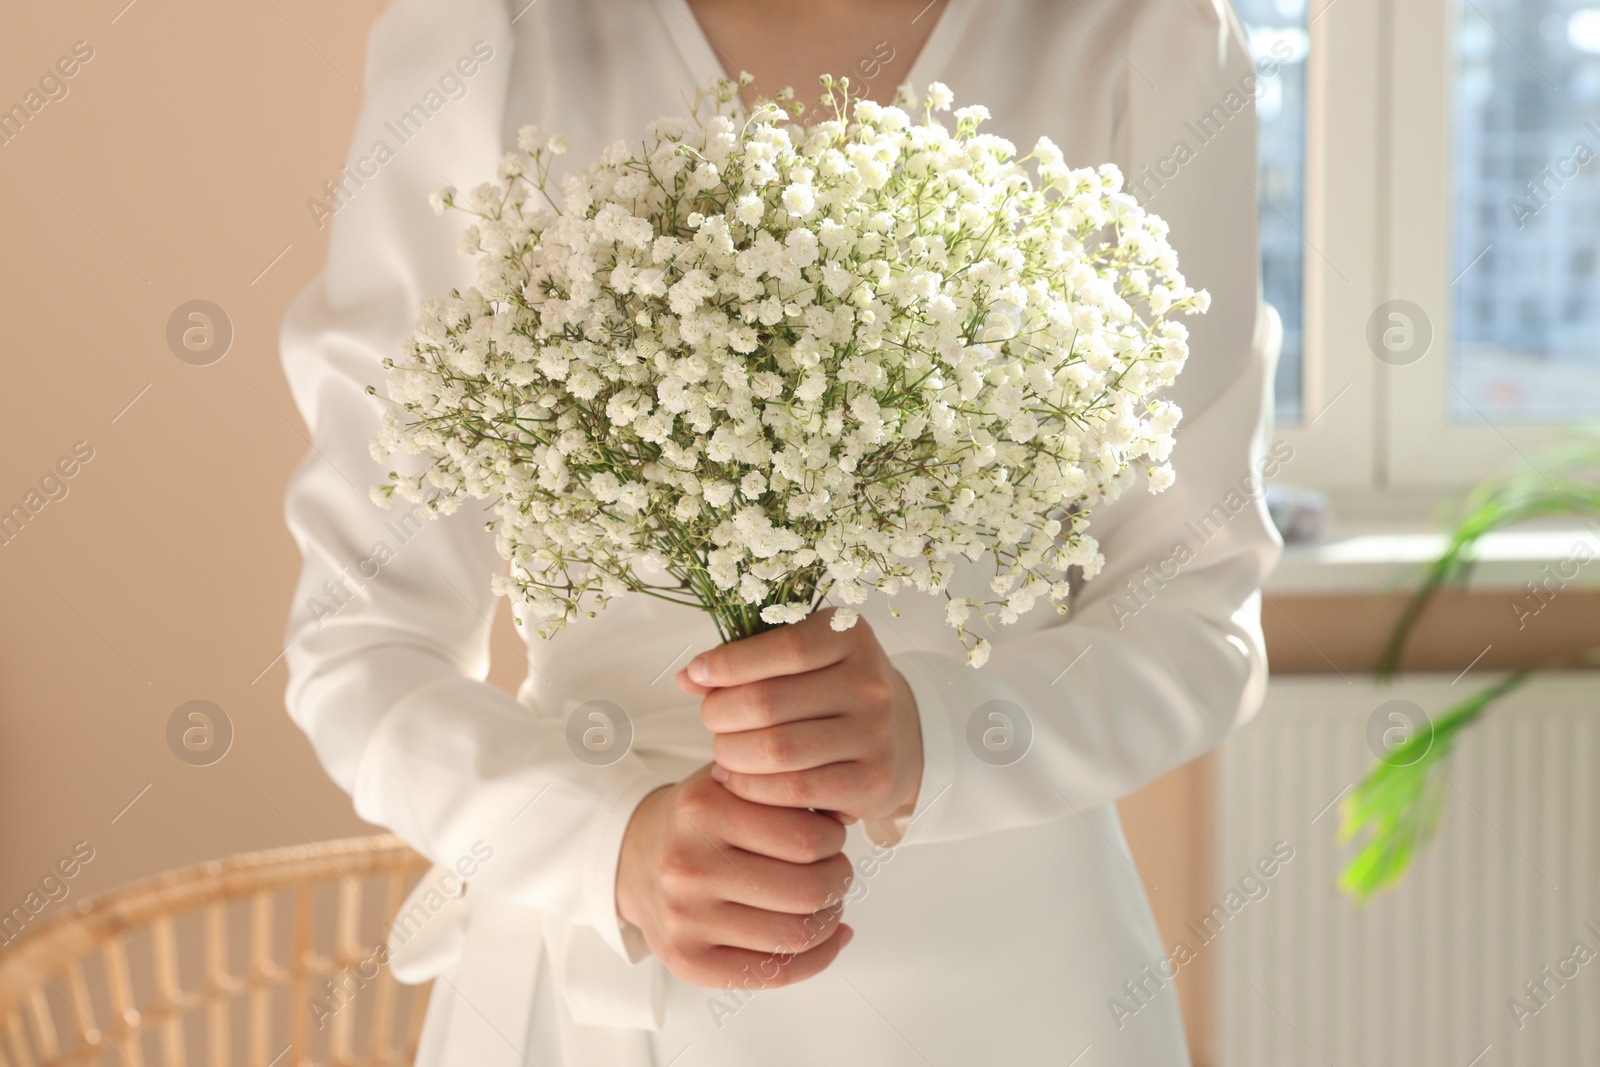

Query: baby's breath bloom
left=373, top=77, right=1206, bottom=659
left=760, top=602, right=809, bottom=625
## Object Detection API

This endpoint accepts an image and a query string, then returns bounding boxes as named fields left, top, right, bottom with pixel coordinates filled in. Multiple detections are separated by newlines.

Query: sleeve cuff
left=581, top=770, right=668, bottom=963
left=351, top=671, right=668, bottom=960
left=881, top=649, right=966, bottom=847
left=563, top=771, right=669, bottom=1030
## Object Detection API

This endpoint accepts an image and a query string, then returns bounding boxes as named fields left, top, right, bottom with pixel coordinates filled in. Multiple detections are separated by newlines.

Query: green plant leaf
left=1338, top=672, right=1531, bottom=900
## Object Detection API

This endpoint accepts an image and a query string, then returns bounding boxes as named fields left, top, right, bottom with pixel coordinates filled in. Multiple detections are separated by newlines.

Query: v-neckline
left=653, top=0, right=978, bottom=108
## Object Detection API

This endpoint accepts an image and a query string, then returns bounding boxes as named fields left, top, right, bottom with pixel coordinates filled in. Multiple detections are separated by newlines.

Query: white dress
left=278, top=0, right=1281, bottom=1063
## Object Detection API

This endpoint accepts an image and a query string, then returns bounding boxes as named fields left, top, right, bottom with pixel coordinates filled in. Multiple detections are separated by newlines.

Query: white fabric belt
left=387, top=865, right=666, bottom=1067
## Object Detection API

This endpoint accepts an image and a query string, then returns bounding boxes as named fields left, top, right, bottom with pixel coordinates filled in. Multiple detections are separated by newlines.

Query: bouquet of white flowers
left=370, top=76, right=1206, bottom=666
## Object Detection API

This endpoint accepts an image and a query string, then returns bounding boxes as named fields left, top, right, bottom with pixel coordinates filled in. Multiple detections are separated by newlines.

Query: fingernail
left=687, top=657, right=710, bottom=684
left=837, top=925, right=854, bottom=948
left=710, top=763, right=730, bottom=784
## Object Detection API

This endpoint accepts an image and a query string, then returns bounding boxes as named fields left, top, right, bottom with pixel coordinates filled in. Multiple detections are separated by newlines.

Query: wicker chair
left=0, top=836, right=435, bottom=1067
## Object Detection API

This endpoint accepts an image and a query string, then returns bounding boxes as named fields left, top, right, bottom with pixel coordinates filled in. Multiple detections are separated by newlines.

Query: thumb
left=675, top=667, right=714, bottom=696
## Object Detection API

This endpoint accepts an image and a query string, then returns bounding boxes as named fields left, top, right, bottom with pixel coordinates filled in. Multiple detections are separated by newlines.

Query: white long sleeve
left=277, top=0, right=661, bottom=962
left=879, top=0, right=1283, bottom=848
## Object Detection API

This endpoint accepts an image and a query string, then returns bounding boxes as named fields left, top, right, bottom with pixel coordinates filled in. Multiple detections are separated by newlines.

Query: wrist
left=891, top=665, right=923, bottom=815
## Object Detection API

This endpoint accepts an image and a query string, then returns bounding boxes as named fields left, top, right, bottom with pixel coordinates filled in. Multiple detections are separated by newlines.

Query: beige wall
left=0, top=0, right=395, bottom=914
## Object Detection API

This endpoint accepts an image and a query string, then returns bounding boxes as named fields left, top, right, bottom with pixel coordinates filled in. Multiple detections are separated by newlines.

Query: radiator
left=1216, top=673, right=1600, bottom=1067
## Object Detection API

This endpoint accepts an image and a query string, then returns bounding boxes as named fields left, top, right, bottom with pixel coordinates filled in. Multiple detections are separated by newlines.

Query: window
left=1273, top=0, right=1597, bottom=495
left=1234, top=0, right=1312, bottom=424
left=1450, top=0, right=1600, bottom=422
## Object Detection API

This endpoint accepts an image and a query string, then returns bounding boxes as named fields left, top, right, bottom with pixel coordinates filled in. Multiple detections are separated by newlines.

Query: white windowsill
left=1265, top=524, right=1600, bottom=595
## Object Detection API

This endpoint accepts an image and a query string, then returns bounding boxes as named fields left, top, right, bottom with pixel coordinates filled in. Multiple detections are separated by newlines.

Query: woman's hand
left=615, top=764, right=855, bottom=989
left=676, top=609, right=924, bottom=826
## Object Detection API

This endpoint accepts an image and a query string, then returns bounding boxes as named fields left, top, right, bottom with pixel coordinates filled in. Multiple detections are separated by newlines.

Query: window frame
left=1267, top=0, right=1583, bottom=501
left=1266, top=0, right=1382, bottom=493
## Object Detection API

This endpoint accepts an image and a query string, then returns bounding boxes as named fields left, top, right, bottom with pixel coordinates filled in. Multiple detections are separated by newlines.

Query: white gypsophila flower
left=372, top=75, right=1207, bottom=659
left=760, top=602, right=810, bottom=625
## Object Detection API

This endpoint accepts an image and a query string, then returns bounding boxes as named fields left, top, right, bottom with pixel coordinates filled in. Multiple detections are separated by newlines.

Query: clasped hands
left=615, top=608, right=923, bottom=989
